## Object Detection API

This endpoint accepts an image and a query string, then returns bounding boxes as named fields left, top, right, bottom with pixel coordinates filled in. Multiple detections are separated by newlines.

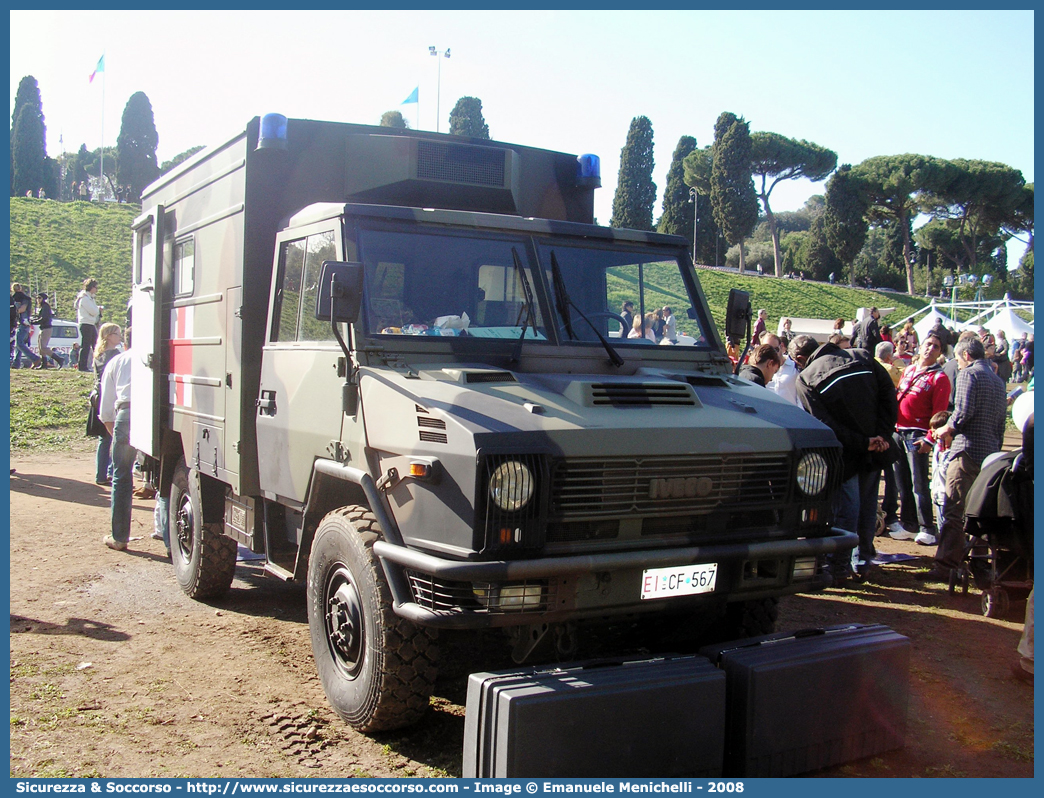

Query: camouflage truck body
left=132, top=116, right=854, bottom=731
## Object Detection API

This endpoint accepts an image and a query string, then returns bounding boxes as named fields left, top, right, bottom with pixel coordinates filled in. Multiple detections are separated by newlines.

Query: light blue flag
left=401, top=86, right=418, bottom=104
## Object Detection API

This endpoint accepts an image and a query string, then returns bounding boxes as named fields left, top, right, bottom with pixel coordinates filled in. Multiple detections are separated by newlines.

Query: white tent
left=914, top=308, right=962, bottom=343
left=983, top=306, right=1034, bottom=343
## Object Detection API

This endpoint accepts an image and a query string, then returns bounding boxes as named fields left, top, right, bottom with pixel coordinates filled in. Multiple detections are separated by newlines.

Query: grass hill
left=10, top=196, right=932, bottom=335
left=10, top=197, right=137, bottom=323
left=692, top=269, right=928, bottom=332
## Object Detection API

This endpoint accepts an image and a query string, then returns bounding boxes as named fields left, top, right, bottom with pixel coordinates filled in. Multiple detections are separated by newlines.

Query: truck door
left=255, top=226, right=346, bottom=503
left=130, top=205, right=164, bottom=456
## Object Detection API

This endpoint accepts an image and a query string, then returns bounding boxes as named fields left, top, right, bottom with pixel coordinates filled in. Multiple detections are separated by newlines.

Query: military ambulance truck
left=131, top=115, right=855, bottom=732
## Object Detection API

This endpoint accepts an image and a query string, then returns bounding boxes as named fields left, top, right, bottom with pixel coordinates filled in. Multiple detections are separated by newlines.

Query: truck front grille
left=550, top=453, right=791, bottom=521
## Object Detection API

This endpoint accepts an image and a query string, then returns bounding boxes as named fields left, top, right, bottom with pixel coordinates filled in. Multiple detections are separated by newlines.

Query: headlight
left=796, top=452, right=828, bottom=496
left=489, top=461, right=535, bottom=511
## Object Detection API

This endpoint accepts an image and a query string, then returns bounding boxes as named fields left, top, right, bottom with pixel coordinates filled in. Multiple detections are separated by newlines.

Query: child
left=925, top=410, right=952, bottom=547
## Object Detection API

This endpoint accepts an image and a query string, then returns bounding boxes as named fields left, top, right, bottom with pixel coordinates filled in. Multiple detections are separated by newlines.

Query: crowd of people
left=620, top=300, right=679, bottom=344
left=734, top=312, right=1033, bottom=591
left=24, top=180, right=137, bottom=203
left=10, top=278, right=108, bottom=371
left=10, top=280, right=164, bottom=555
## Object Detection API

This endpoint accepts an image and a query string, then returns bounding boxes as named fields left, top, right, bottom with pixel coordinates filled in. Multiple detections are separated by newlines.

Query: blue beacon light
left=576, top=153, right=601, bottom=188
left=258, top=113, right=288, bottom=150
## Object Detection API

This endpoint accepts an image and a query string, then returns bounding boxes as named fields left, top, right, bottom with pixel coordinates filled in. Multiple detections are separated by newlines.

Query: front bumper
left=374, top=527, right=857, bottom=628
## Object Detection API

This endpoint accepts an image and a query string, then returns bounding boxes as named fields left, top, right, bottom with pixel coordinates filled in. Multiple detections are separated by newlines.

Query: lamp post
left=688, top=187, right=698, bottom=265
left=428, top=46, right=451, bottom=132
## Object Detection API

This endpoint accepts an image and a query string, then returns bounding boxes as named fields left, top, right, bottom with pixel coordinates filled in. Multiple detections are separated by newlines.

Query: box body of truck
left=133, top=116, right=855, bottom=731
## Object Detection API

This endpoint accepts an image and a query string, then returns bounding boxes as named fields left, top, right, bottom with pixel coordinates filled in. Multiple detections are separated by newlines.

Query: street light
left=429, top=46, right=451, bottom=132
left=687, top=187, right=698, bottom=264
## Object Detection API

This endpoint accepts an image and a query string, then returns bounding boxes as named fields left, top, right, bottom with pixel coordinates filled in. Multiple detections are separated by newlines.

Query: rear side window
left=272, top=239, right=306, bottom=342
left=271, top=231, right=338, bottom=343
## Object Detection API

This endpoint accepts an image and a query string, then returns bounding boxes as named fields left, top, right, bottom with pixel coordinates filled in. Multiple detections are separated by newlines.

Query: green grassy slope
left=693, top=268, right=929, bottom=333
left=9, top=197, right=137, bottom=322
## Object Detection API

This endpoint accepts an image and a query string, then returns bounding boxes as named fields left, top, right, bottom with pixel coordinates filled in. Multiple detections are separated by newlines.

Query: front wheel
left=722, top=597, right=779, bottom=638
left=982, top=588, right=1010, bottom=618
left=307, top=506, right=438, bottom=732
left=170, top=457, right=237, bottom=599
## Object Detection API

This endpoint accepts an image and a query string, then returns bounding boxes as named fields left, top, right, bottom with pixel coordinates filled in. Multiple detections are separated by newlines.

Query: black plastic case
left=699, top=623, right=910, bottom=776
left=463, top=655, right=726, bottom=777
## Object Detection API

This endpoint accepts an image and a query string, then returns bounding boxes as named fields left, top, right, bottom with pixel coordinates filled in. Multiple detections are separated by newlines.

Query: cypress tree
left=447, top=97, right=490, bottom=139
left=610, top=115, right=656, bottom=231
left=379, top=110, right=409, bottom=129
left=710, top=112, right=758, bottom=272
left=656, top=135, right=698, bottom=248
left=116, top=91, right=160, bottom=202
left=823, top=164, right=869, bottom=269
left=10, top=76, right=47, bottom=197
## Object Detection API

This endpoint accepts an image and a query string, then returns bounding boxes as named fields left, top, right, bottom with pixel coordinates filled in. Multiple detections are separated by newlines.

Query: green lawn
left=10, top=368, right=97, bottom=454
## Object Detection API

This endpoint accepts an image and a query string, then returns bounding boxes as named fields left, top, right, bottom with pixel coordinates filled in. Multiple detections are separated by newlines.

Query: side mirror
left=725, top=289, right=751, bottom=342
left=316, top=261, right=364, bottom=323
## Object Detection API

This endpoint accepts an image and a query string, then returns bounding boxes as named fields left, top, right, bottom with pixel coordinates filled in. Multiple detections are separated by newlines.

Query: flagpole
left=100, top=67, right=105, bottom=199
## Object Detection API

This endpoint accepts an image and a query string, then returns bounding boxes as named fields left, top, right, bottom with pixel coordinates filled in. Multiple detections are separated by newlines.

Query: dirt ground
left=8, top=451, right=1034, bottom=779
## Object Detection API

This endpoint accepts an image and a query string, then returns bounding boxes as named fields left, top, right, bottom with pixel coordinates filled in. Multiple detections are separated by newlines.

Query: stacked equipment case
left=700, top=623, right=910, bottom=776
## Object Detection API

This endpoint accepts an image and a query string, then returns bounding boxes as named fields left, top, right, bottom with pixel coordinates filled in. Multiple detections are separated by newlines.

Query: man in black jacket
left=796, top=338, right=899, bottom=581
left=852, top=307, right=882, bottom=352
left=929, top=317, right=951, bottom=351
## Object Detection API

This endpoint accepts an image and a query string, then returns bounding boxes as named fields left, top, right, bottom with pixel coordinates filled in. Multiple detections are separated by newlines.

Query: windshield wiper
left=550, top=251, right=623, bottom=367
left=510, top=247, right=538, bottom=365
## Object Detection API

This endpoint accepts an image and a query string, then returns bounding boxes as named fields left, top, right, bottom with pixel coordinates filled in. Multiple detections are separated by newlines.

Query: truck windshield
left=359, top=228, right=549, bottom=341
left=356, top=226, right=711, bottom=349
left=536, top=242, right=711, bottom=348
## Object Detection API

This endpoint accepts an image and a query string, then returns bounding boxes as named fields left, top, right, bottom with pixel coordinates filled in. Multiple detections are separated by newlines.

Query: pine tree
left=116, top=91, right=160, bottom=202
left=11, top=75, right=47, bottom=197
left=656, top=135, right=698, bottom=248
left=447, top=97, right=489, bottom=139
left=710, top=112, right=758, bottom=272
left=610, top=116, right=656, bottom=231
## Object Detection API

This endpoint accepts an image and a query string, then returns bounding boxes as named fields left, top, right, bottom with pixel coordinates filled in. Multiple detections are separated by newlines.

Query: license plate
left=640, top=563, right=718, bottom=600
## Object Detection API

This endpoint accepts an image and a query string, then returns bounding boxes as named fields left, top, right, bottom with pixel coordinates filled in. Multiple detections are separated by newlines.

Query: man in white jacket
left=762, top=331, right=800, bottom=406
left=75, top=278, right=101, bottom=371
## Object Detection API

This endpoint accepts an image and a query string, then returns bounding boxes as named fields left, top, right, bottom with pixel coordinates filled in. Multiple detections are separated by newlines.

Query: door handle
left=257, top=390, right=277, bottom=416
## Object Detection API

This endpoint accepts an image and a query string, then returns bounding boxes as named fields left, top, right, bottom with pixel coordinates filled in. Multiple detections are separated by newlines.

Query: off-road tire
left=170, top=457, right=237, bottom=599
left=723, top=597, right=779, bottom=639
left=307, top=506, right=438, bottom=732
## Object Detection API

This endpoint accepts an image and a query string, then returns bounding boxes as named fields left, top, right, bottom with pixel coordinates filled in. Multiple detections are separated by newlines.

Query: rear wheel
left=307, top=506, right=438, bottom=732
left=170, top=457, right=237, bottom=599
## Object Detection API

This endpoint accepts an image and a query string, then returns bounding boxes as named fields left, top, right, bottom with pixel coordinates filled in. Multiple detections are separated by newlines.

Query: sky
left=8, top=9, right=1035, bottom=264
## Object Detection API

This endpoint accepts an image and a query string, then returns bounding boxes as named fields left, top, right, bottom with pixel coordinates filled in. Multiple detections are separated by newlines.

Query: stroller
left=949, top=446, right=1034, bottom=617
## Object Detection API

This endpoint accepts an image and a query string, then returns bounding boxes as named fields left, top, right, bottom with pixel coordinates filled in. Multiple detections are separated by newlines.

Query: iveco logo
left=649, top=476, right=714, bottom=499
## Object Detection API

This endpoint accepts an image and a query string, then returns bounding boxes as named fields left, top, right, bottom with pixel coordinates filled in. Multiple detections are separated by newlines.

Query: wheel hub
left=175, top=496, right=195, bottom=558
left=325, top=566, right=363, bottom=677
